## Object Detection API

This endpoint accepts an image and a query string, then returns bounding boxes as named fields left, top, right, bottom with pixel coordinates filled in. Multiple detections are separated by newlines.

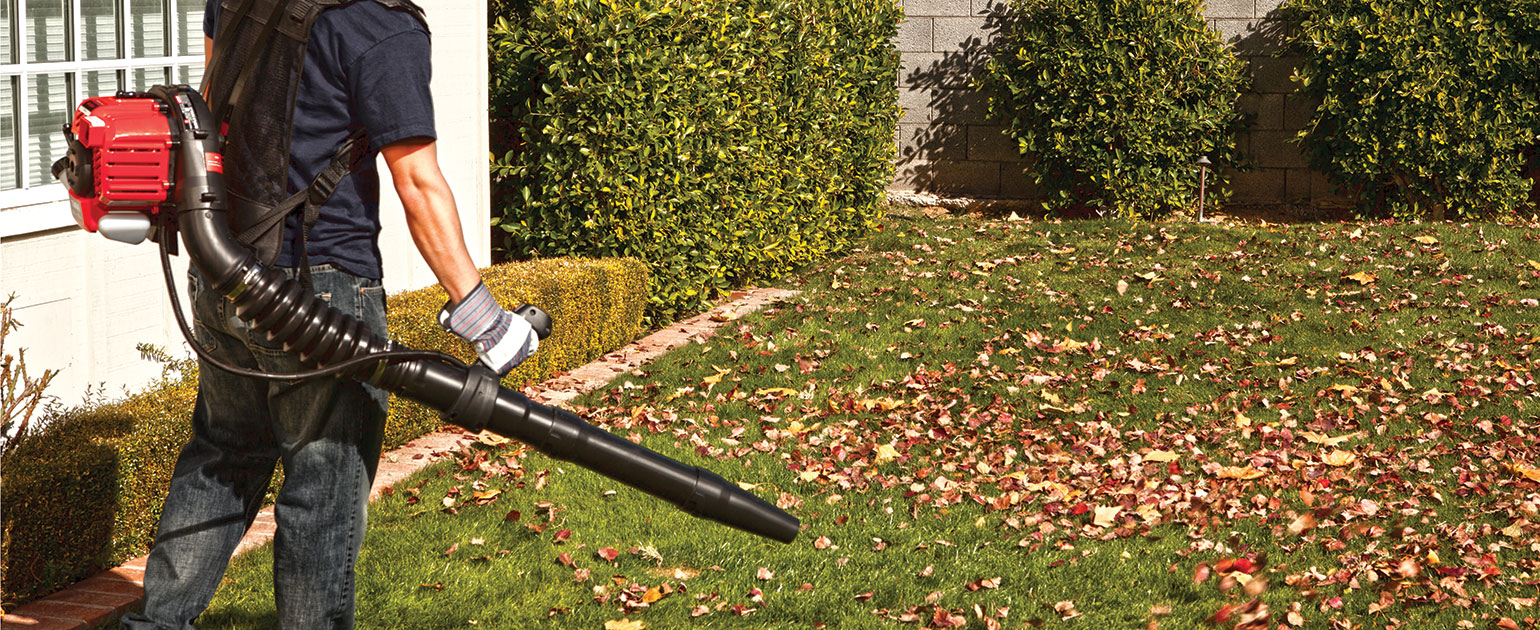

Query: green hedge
left=488, top=0, right=900, bottom=323
left=1285, top=0, right=1540, bottom=219
left=979, top=0, right=1246, bottom=218
left=0, top=257, right=646, bottom=607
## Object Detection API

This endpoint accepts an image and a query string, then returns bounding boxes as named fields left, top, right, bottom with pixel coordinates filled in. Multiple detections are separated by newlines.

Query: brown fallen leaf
left=1322, top=450, right=1357, bottom=467
left=1054, top=600, right=1080, bottom=620
left=1343, top=271, right=1377, bottom=285
left=1217, top=465, right=1266, bottom=480
left=1287, top=512, right=1317, bottom=536
left=1300, top=431, right=1356, bottom=447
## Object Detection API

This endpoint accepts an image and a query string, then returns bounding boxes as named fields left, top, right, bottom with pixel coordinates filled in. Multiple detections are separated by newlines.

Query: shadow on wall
left=894, top=6, right=1034, bottom=200
left=895, top=3, right=1341, bottom=208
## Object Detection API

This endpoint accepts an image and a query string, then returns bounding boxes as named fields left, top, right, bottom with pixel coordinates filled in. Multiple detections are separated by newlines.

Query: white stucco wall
left=0, top=0, right=489, bottom=409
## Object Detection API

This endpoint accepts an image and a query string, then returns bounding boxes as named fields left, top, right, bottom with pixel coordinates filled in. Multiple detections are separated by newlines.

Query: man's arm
left=379, top=138, right=480, bottom=304
left=381, top=136, right=537, bottom=374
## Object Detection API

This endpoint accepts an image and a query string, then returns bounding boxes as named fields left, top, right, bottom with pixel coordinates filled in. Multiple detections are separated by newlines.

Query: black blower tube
left=157, top=86, right=799, bottom=544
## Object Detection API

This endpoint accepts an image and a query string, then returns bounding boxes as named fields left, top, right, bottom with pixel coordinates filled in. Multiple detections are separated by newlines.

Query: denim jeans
left=121, top=264, right=389, bottom=630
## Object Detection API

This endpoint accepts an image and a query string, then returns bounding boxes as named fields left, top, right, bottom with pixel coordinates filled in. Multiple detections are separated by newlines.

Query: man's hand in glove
left=438, top=281, right=539, bottom=376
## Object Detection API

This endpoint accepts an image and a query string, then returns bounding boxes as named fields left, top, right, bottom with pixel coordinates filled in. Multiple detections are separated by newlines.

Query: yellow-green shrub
left=0, top=257, right=646, bottom=607
left=384, top=257, right=648, bottom=447
left=489, top=0, right=901, bottom=323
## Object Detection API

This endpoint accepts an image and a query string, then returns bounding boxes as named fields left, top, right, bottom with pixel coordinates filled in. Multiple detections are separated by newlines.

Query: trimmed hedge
left=488, top=0, right=900, bottom=323
left=979, top=0, right=1246, bottom=218
left=1285, top=0, right=1540, bottom=219
left=0, top=257, right=646, bottom=607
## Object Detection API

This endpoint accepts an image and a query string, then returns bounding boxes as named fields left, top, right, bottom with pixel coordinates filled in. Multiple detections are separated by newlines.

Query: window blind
left=26, top=73, right=70, bottom=187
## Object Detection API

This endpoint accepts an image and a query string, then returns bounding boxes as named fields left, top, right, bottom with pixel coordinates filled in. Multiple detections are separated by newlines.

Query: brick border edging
left=1, top=288, right=800, bottom=629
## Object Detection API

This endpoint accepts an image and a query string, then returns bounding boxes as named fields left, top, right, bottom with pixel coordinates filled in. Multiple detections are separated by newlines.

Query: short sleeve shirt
left=204, top=0, right=436, bottom=279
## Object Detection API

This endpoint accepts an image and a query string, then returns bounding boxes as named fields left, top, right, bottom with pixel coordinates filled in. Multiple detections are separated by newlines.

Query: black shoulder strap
left=208, top=0, right=425, bottom=285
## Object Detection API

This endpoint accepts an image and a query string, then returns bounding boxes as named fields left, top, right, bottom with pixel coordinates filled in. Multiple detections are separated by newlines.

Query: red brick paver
left=3, top=287, right=798, bottom=628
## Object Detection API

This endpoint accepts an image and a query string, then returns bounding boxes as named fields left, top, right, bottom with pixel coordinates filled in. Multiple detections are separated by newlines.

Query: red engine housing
left=61, top=95, right=176, bottom=233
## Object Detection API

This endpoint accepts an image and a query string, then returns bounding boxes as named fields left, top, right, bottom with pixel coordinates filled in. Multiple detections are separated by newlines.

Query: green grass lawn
left=197, top=214, right=1540, bottom=629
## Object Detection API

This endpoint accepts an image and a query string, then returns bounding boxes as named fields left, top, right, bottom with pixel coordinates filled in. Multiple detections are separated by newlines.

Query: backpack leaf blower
left=52, top=85, right=800, bottom=544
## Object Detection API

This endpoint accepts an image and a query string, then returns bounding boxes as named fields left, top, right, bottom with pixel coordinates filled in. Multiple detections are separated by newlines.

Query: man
left=120, top=2, right=535, bottom=627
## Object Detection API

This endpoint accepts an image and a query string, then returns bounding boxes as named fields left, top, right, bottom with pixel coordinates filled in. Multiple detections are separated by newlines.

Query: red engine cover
left=68, top=96, right=175, bottom=232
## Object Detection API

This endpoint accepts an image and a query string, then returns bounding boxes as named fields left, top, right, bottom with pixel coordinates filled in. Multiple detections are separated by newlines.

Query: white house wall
left=0, top=0, right=489, bottom=409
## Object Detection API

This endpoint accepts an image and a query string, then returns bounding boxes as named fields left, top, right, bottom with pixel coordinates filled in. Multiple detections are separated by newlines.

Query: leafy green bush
left=979, top=0, right=1246, bottom=218
left=0, top=257, right=645, bottom=607
left=489, top=0, right=900, bottom=323
left=1285, top=0, right=1540, bottom=219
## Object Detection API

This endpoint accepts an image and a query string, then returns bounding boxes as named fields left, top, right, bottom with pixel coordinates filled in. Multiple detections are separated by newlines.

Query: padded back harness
left=202, top=0, right=426, bottom=287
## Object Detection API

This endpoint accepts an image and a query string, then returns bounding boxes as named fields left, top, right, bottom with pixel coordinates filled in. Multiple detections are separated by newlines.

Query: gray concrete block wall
left=890, top=0, right=1338, bottom=206
left=891, top=0, right=1037, bottom=198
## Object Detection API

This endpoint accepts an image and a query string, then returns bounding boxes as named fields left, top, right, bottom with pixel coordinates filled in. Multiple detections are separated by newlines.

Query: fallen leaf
left=1322, top=450, right=1357, bottom=467
left=1300, top=431, right=1357, bottom=447
left=1144, top=450, right=1180, bottom=463
left=1512, top=461, right=1540, bottom=483
left=1092, top=505, right=1122, bottom=527
left=1344, top=271, right=1377, bottom=285
left=476, top=430, right=511, bottom=447
left=604, top=619, right=645, bottom=630
left=756, top=567, right=775, bottom=581
left=1411, top=235, right=1439, bottom=245
left=1054, top=600, right=1080, bottom=620
left=1217, top=465, right=1266, bottom=480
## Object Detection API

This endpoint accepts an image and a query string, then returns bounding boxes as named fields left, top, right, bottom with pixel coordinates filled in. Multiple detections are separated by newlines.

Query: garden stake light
left=1196, top=155, right=1211, bottom=222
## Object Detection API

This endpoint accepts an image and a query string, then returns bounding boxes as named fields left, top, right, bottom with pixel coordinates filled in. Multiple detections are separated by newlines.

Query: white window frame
left=0, top=0, right=204, bottom=235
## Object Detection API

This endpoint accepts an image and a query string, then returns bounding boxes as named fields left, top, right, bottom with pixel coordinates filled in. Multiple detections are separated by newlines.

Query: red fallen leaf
left=1193, top=563, right=1212, bottom=584
left=553, top=529, right=572, bottom=544
left=443, top=542, right=459, bottom=556
left=504, top=510, right=521, bottom=522
left=556, top=552, right=574, bottom=567
left=747, top=587, right=764, bottom=603
left=598, top=547, right=620, bottom=561
left=798, top=583, right=814, bottom=592
left=854, top=591, right=875, bottom=601
left=1215, top=558, right=1235, bottom=573
left=1207, top=603, right=1237, bottom=625
left=1070, top=502, right=1090, bottom=516
left=1231, top=558, right=1255, bottom=574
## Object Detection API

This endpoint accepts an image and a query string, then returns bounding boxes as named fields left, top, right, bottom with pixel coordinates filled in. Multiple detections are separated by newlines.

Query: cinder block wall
left=891, top=0, right=1333, bottom=206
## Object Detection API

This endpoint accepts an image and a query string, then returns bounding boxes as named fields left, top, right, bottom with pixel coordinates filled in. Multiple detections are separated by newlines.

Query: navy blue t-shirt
left=205, top=0, right=436, bottom=279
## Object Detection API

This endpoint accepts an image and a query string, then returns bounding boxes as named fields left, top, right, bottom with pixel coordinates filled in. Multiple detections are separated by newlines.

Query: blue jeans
left=122, top=265, right=389, bottom=630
